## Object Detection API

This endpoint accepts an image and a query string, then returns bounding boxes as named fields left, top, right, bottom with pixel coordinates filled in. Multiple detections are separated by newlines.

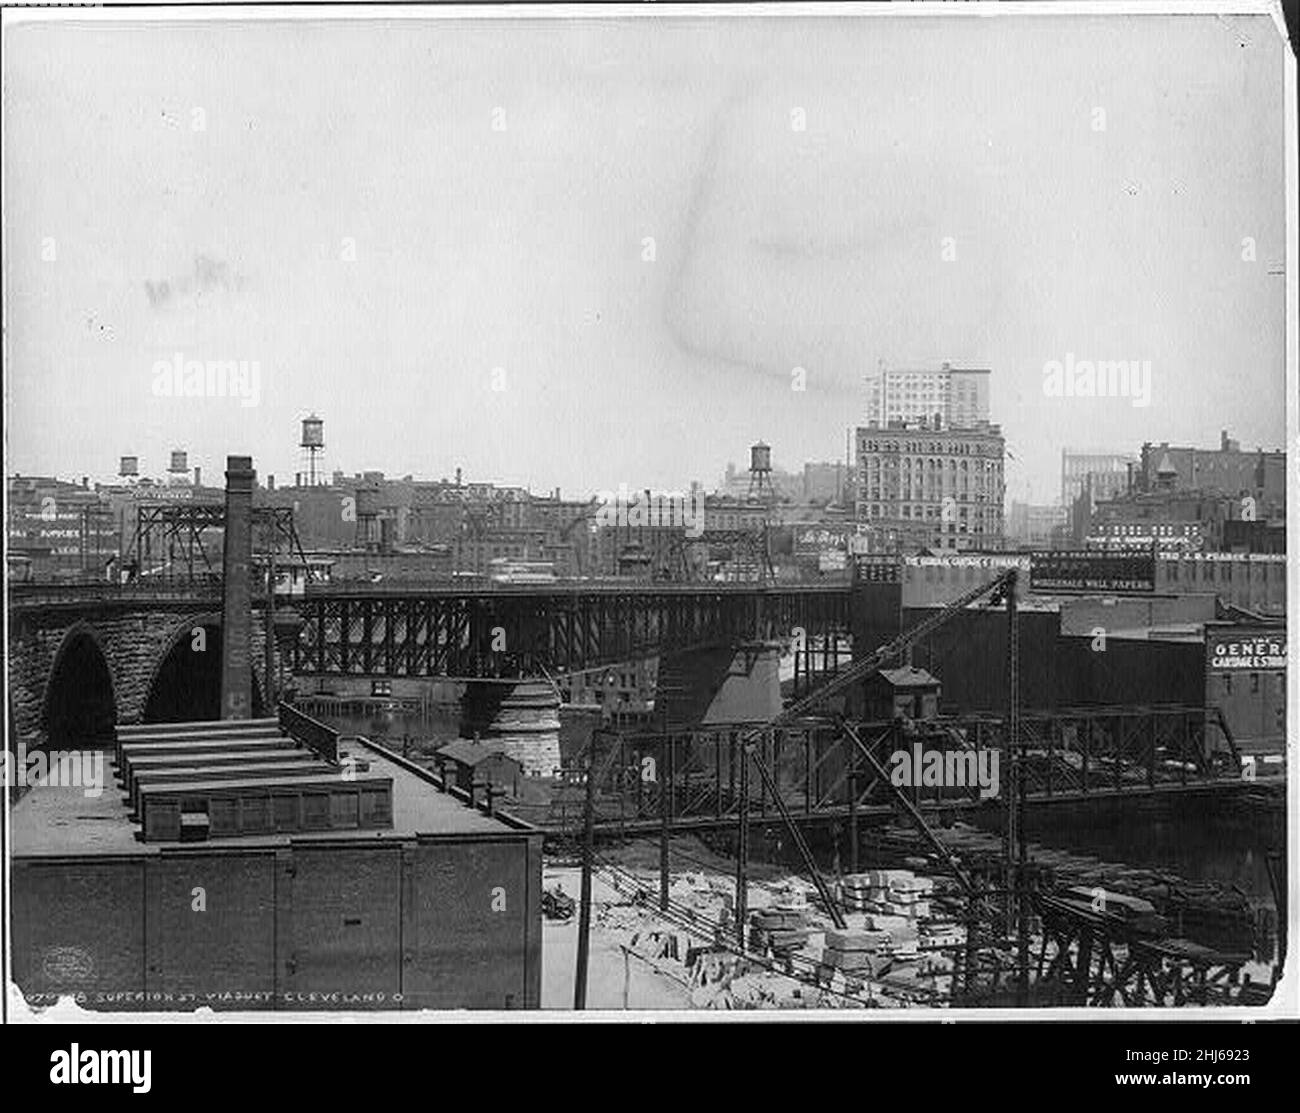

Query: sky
left=2, top=10, right=1289, bottom=504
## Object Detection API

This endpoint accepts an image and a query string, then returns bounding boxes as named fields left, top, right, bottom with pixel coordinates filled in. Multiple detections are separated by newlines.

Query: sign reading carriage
left=1029, top=551, right=1156, bottom=594
left=1207, top=632, right=1286, bottom=671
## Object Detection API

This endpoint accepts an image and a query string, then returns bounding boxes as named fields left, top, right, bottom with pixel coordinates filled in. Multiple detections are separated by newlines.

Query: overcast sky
left=3, top=11, right=1288, bottom=503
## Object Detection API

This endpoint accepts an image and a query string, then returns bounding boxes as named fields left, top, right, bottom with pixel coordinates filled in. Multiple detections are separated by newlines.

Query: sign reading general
left=1029, top=551, right=1156, bottom=594
left=1208, top=632, right=1286, bottom=671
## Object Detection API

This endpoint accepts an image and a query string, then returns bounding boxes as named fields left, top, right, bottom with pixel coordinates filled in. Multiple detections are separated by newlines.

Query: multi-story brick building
left=1060, top=448, right=1138, bottom=509
left=1136, top=431, right=1285, bottom=522
left=863, top=360, right=990, bottom=429
left=854, top=419, right=1005, bottom=553
left=7, top=475, right=120, bottom=579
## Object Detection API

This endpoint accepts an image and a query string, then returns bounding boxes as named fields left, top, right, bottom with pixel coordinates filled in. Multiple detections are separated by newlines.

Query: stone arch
left=141, top=612, right=265, bottom=724
left=42, top=622, right=118, bottom=750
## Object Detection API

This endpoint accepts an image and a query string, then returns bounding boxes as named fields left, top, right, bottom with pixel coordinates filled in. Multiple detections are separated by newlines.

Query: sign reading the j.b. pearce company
left=1207, top=631, right=1286, bottom=671
left=1029, top=551, right=1155, bottom=594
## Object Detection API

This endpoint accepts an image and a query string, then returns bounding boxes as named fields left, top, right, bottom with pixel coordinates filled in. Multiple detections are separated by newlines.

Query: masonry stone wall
left=8, top=604, right=278, bottom=751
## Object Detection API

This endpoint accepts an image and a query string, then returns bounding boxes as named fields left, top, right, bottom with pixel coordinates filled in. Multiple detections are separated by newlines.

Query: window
left=1223, top=674, right=1232, bottom=694
left=1250, top=673, right=1260, bottom=694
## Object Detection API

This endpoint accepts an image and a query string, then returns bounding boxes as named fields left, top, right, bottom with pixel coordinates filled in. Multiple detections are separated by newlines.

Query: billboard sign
left=853, top=554, right=902, bottom=583
left=1029, top=551, right=1155, bottom=594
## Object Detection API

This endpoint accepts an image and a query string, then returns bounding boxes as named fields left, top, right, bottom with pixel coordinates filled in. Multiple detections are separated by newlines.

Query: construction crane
left=734, top=567, right=1021, bottom=929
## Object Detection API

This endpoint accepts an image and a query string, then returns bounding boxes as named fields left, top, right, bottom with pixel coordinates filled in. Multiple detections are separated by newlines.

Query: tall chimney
left=267, top=474, right=275, bottom=491
left=220, top=455, right=256, bottom=719
left=194, top=466, right=202, bottom=487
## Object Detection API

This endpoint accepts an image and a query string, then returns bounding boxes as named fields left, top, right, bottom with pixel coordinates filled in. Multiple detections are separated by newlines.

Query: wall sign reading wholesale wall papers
left=1028, top=551, right=1156, bottom=593
left=1208, top=632, right=1286, bottom=670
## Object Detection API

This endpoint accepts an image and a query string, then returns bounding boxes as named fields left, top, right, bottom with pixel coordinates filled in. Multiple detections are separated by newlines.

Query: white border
left=2, top=0, right=1296, bottom=1027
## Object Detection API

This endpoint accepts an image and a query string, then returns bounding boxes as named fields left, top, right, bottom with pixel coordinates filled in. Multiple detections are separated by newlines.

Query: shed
left=436, top=739, right=524, bottom=798
left=865, top=666, right=942, bottom=722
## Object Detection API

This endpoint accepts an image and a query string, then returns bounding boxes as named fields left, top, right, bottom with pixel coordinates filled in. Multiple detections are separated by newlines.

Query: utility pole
left=574, top=731, right=597, bottom=1010
left=659, top=713, right=670, bottom=914
left=264, top=521, right=277, bottom=708
left=848, top=757, right=859, bottom=875
left=735, top=742, right=750, bottom=951
left=1005, top=569, right=1028, bottom=1003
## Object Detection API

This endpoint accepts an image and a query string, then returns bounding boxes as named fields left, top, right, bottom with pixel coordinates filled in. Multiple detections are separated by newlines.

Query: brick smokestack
left=220, top=455, right=256, bottom=719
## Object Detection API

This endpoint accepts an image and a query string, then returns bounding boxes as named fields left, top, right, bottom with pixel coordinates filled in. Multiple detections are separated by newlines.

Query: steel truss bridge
left=290, top=582, right=853, bottom=679
left=123, top=502, right=313, bottom=586
left=530, top=703, right=1266, bottom=834
left=1030, top=890, right=1261, bottom=1007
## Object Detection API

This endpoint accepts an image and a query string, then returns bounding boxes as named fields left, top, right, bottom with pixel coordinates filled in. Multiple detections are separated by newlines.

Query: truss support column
left=736, top=746, right=750, bottom=950
left=659, top=735, right=670, bottom=914
left=848, top=759, right=859, bottom=874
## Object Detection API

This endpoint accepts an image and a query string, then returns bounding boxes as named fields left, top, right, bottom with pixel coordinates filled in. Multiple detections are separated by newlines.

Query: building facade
left=854, top=421, right=1006, bottom=553
left=1007, top=501, right=1069, bottom=550
left=863, top=361, right=991, bottom=429
left=1060, top=449, right=1137, bottom=509
left=1136, top=432, right=1285, bottom=522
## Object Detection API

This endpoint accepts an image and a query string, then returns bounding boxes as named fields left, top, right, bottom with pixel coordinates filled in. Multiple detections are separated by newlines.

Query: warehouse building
left=11, top=718, right=542, bottom=1012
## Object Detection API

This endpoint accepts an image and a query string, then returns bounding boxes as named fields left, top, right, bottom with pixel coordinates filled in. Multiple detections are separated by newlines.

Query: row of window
left=1166, top=562, right=1277, bottom=582
left=863, top=458, right=1001, bottom=471
left=861, top=441, right=999, bottom=455
left=1217, top=672, right=1284, bottom=695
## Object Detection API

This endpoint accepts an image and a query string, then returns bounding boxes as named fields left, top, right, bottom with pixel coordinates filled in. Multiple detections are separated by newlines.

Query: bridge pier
left=656, top=640, right=783, bottom=730
left=459, top=678, right=561, bottom=778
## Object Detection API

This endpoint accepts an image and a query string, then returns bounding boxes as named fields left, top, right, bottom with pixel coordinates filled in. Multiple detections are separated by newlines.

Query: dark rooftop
left=13, top=732, right=524, bottom=858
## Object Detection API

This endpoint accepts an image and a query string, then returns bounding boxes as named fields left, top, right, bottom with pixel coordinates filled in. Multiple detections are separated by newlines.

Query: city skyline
left=3, top=12, right=1288, bottom=505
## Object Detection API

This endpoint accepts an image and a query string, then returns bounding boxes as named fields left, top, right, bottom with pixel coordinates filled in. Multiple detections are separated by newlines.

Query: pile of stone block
left=819, top=927, right=891, bottom=980
left=838, top=870, right=937, bottom=920
left=749, top=906, right=812, bottom=956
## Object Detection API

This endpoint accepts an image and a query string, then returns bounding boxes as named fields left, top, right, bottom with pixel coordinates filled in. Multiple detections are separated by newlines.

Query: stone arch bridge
left=7, top=585, right=284, bottom=752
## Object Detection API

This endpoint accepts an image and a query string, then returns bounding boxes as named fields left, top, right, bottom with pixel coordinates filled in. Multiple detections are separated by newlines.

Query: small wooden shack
left=436, top=739, right=524, bottom=798
left=864, top=667, right=942, bottom=722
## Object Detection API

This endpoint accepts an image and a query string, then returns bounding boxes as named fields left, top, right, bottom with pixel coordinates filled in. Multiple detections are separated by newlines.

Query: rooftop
left=13, top=730, right=522, bottom=858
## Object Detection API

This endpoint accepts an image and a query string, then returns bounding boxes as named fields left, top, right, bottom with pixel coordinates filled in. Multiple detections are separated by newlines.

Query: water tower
left=119, top=455, right=139, bottom=483
left=299, top=413, right=325, bottom=487
left=168, top=449, right=189, bottom=486
left=747, top=441, right=775, bottom=501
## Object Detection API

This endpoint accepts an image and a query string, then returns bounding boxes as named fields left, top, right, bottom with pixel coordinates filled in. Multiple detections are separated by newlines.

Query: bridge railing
left=9, top=579, right=224, bottom=604
left=277, top=701, right=340, bottom=764
left=301, top=578, right=849, bottom=596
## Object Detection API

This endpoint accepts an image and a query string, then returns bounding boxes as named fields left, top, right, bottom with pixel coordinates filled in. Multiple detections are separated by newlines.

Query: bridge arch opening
left=143, top=622, right=264, bottom=723
left=44, top=629, right=117, bottom=750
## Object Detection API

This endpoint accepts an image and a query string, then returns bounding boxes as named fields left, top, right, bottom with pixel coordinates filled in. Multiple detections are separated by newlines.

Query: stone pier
left=459, top=679, right=562, bottom=778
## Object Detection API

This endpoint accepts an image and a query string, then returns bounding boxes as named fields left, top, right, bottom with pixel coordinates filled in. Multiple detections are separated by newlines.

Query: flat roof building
left=11, top=716, right=542, bottom=1011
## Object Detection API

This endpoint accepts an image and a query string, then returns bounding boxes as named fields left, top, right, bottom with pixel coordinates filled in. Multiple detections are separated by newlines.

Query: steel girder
left=292, top=586, right=853, bottom=678
left=536, top=705, right=1250, bottom=832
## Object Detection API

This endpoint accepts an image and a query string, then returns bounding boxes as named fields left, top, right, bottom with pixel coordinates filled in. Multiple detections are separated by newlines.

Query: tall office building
left=863, top=360, right=991, bottom=429
left=1060, top=448, right=1138, bottom=509
left=855, top=419, right=1006, bottom=553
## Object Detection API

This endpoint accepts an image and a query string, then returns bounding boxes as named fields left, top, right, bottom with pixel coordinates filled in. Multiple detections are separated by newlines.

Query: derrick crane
left=733, top=567, right=1021, bottom=929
